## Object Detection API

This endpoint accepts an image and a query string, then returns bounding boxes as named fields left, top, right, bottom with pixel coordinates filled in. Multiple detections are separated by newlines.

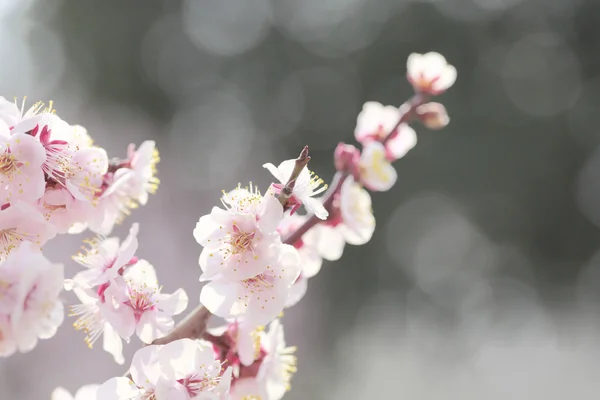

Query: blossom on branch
left=194, top=184, right=285, bottom=283
left=97, top=339, right=233, bottom=400
left=0, top=242, right=64, bottom=357
left=0, top=201, right=56, bottom=261
left=211, top=319, right=296, bottom=400
left=406, top=52, right=457, bottom=95
left=263, top=159, right=329, bottom=219
left=310, top=176, right=375, bottom=261
left=70, top=223, right=140, bottom=288
left=276, top=214, right=322, bottom=307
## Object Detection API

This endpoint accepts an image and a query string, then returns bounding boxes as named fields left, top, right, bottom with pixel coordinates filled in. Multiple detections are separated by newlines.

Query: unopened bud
left=334, top=142, right=360, bottom=173
left=415, top=102, right=449, bottom=130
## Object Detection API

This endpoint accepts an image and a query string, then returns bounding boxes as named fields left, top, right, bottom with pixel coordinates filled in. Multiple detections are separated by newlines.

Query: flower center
left=127, top=287, right=156, bottom=321
left=229, top=224, right=255, bottom=255
left=0, top=228, right=28, bottom=259
left=177, top=373, right=221, bottom=396
left=0, top=153, right=18, bottom=179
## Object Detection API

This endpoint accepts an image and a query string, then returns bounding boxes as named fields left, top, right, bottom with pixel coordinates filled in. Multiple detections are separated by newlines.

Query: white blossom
left=70, top=223, right=140, bottom=288
left=200, top=243, right=300, bottom=326
left=0, top=242, right=64, bottom=357
left=0, top=201, right=56, bottom=262
left=263, top=159, right=329, bottom=219
left=103, top=259, right=188, bottom=344
left=194, top=184, right=285, bottom=282
left=313, top=177, right=375, bottom=261
left=97, top=339, right=233, bottom=400
left=359, top=141, right=397, bottom=192
left=406, top=52, right=456, bottom=95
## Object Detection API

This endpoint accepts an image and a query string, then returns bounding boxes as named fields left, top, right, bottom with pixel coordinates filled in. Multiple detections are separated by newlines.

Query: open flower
left=0, top=131, right=46, bottom=204
left=70, top=223, right=140, bottom=288
left=194, top=185, right=284, bottom=282
left=229, top=319, right=297, bottom=400
left=125, top=140, right=160, bottom=206
left=276, top=214, right=322, bottom=307
left=355, top=101, right=417, bottom=161
left=358, top=141, right=397, bottom=192
left=200, top=244, right=301, bottom=326
left=97, top=339, right=232, bottom=400
left=68, top=285, right=126, bottom=364
left=37, top=185, right=95, bottom=234
left=263, top=159, right=329, bottom=219
left=0, top=242, right=64, bottom=357
left=0, top=201, right=56, bottom=261
left=406, top=52, right=456, bottom=95
left=104, top=259, right=188, bottom=344
left=313, top=177, right=375, bottom=261
left=51, top=385, right=99, bottom=400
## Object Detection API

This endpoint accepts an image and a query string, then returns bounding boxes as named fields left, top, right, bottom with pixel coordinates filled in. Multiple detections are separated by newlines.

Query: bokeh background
left=2, top=0, right=600, bottom=398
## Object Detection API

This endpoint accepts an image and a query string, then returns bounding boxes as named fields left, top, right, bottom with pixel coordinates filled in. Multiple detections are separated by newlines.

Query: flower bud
left=334, top=142, right=360, bottom=173
left=416, top=102, right=449, bottom=130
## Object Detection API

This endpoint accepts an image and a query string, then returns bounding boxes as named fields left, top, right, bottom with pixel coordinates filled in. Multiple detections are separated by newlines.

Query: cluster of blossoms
left=2, top=52, right=455, bottom=399
left=0, top=96, right=160, bottom=358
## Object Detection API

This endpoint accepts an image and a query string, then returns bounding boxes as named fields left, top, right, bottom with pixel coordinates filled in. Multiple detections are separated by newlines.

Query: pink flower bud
left=334, top=142, right=360, bottom=173
left=416, top=102, right=449, bottom=130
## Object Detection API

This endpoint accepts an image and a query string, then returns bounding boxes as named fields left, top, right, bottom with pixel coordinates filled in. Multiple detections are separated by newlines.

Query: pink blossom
left=194, top=185, right=285, bottom=282
left=263, top=160, right=329, bottom=219
left=0, top=132, right=46, bottom=203
left=0, top=242, right=64, bottom=357
left=0, top=201, right=56, bottom=261
left=70, top=223, right=140, bottom=288
left=103, top=260, right=188, bottom=344
left=406, top=52, right=457, bottom=95
left=200, top=244, right=300, bottom=326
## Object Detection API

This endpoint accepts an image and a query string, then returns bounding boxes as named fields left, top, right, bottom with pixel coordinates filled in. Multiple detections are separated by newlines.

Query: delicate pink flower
left=276, top=214, right=322, bottom=308
left=0, top=132, right=46, bottom=203
left=334, top=142, right=360, bottom=174
left=68, top=285, right=126, bottom=364
left=200, top=244, right=300, bottom=326
left=104, top=260, right=188, bottom=344
left=70, top=223, right=139, bottom=288
left=0, top=201, right=56, bottom=261
left=194, top=185, right=285, bottom=282
left=37, top=186, right=94, bottom=234
left=229, top=319, right=297, bottom=400
left=97, top=339, right=233, bottom=400
left=6, top=100, right=108, bottom=203
left=415, top=102, right=450, bottom=130
left=125, top=140, right=160, bottom=206
left=312, top=177, right=375, bottom=261
left=83, top=168, right=137, bottom=236
left=0, top=242, right=64, bottom=357
left=263, top=159, right=329, bottom=219
left=354, top=101, right=417, bottom=161
left=257, top=320, right=297, bottom=400
left=407, top=52, right=457, bottom=95
left=51, top=385, right=99, bottom=400
left=358, top=141, right=397, bottom=192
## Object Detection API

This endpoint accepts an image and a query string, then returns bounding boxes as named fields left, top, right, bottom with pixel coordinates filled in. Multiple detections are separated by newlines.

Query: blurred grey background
left=2, top=0, right=600, bottom=398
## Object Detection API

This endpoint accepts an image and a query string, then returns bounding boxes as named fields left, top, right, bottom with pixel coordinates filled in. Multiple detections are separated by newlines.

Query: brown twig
left=277, top=145, right=311, bottom=208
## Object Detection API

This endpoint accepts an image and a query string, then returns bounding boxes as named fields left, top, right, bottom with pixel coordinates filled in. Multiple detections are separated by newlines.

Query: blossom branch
left=283, top=94, right=426, bottom=246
